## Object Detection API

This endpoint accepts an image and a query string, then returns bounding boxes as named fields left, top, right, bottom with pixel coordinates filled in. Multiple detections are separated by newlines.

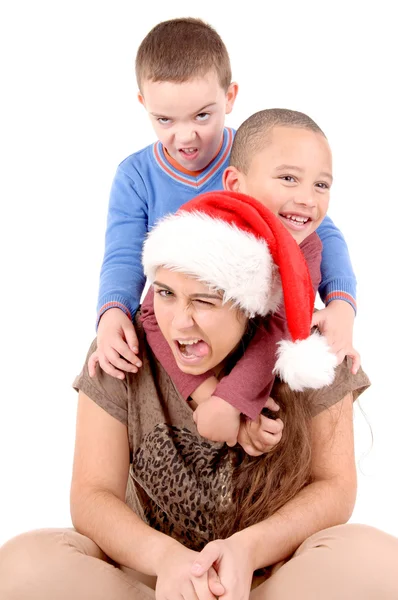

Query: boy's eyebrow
left=150, top=103, right=217, bottom=118
left=275, top=164, right=333, bottom=182
left=275, top=164, right=304, bottom=173
left=194, top=102, right=217, bottom=113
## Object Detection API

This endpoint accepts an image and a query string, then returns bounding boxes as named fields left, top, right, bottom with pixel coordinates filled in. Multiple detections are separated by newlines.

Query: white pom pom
left=273, top=332, right=338, bottom=391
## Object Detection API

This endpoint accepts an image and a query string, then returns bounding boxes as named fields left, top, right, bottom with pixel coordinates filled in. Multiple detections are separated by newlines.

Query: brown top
left=73, top=317, right=370, bottom=551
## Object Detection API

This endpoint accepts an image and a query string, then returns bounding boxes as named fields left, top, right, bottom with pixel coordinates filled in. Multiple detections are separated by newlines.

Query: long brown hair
left=218, top=379, right=313, bottom=538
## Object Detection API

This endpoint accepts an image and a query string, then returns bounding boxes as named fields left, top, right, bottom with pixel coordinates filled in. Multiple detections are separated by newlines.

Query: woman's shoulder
left=272, top=357, right=371, bottom=418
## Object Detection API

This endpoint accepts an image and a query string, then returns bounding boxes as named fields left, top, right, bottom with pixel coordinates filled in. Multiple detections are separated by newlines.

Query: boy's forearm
left=97, top=271, right=144, bottom=327
left=190, top=376, right=219, bottom=402
left=214, top=321, right=283, bottom=420
left=232, top=477, right=356, bottom=571
left=316, top=215, right=357, bottom=312
left=71, top=487, right=178, bottom=575
left=97, top=165, right=150, bottom=325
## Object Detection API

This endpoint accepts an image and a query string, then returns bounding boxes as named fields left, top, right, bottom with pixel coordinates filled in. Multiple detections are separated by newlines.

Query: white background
left=1, top=1, right=397, bottom=546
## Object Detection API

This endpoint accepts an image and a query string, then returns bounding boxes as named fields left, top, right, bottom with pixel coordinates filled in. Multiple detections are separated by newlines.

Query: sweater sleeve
left=316, top=215, right=357, bottom=313
left=96, top=164, right=149, bottom=326
left=214, top=233, right=323, bottom=420
left=140, top=288, right=214, bottom=399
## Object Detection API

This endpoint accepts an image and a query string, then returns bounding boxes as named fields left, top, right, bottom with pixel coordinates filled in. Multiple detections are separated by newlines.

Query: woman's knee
left=296, top=523, right=398, bottom=583
left=301, top=522, right=398, bottom=558
left=0, top=528, right=104, bottom=598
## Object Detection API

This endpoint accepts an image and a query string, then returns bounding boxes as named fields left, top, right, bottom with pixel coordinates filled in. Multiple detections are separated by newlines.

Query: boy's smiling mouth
left=279, top=212, right=313, bottom=231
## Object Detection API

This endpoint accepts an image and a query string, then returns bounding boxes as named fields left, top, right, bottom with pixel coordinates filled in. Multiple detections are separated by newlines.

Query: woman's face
left=153, top=267, right=248, bottom=376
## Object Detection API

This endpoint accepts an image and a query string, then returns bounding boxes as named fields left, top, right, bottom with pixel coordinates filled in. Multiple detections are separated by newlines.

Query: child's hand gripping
left=237, top=397, right=284, bottom=457
left=311, top=300, right=360, bottom=374
left=191, top=378, right=284, bottom=453
left=88, top=308, right=142, bottom=379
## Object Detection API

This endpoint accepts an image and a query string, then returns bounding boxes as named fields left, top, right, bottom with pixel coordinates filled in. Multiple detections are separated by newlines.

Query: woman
left=0, top=192, right=397, bottom=600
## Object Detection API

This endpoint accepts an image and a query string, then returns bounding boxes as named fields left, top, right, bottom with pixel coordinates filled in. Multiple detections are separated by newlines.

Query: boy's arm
left=214, top=233, right=322, bottom=421
left=316, top=215, right=357, bottom=313
left=97, top=165, right=149, bottom=326
left=141, top=288, right=215, bottom=399
left=314, top=217, right=360, bottom=372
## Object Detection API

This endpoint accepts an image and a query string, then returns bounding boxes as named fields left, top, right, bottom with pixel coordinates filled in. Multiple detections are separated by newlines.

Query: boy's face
left=224, top=126, right=332, bottom=244
left=139, top=70, right=237, bottom=171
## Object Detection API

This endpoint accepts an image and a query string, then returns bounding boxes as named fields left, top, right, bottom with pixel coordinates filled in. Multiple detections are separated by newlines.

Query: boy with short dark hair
left=141, top=108, right=349, bottom=445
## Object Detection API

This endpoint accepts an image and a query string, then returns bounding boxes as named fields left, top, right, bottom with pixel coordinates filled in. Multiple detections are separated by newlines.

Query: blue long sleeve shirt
left=97, top=127, right=356, bottom=323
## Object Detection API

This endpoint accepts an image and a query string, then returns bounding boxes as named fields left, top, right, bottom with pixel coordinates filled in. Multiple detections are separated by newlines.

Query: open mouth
left=279, top=213, right=312, bottom=229
left=178, top=148, right=199, bottom=160
left=174, top=338, right=209, bottom=362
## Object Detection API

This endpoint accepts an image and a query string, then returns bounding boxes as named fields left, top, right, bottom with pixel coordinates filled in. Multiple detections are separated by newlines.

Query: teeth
left=181, top=148, right=196, bottom=154
left=285, top=214, right=309, bottom=223
left=178, top=339, right=200, bottom=345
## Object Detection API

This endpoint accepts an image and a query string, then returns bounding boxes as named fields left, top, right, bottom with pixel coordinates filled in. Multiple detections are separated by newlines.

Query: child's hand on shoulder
left=88, top=308, right=142, bottom=379
left=311, top=300, right=360, bottom=374
left=237, top=397, right=283, bottom=456
left=193, top=396, right=240, bottom=447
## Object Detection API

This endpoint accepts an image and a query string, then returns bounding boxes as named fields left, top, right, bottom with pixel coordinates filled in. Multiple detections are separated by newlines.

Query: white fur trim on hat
left=142, top=211, right=282, bottom=317
left=273, top=331, right=338, bottom=391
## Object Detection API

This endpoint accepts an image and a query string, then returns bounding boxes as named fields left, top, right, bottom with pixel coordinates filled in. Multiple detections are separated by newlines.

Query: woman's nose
left=172, top=306, right=195, bottom=330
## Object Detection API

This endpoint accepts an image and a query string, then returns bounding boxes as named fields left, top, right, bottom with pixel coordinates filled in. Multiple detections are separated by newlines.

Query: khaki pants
left=1, top=524, right=398, bottom=599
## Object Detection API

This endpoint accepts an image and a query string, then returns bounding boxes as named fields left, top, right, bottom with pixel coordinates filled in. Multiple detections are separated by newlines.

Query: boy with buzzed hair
left=140, top=108, right=356, bottom=446
left=90, top=19, right=358, bottom=444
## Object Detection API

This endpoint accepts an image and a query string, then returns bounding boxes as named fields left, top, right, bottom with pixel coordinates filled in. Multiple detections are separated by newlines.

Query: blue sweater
left=97, top=128, right=356, bottom=322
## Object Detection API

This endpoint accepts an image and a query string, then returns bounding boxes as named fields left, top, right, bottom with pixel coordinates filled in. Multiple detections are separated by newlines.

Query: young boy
left=140, top=108, right=341, bottom=445
left=89, top=19, right=359, bottom=441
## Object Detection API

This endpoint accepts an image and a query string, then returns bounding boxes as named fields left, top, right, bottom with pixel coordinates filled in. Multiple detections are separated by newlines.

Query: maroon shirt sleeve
left=214, top=232, right=323, bottom=419
left=140, top=287, right=214, bottom=399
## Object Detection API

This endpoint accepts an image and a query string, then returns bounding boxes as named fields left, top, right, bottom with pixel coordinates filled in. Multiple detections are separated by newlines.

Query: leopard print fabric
left=130, top=423, right=233, bottom=550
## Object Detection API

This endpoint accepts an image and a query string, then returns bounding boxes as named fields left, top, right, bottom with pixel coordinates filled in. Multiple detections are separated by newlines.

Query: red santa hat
left=142, top=191, right=337, bottom=391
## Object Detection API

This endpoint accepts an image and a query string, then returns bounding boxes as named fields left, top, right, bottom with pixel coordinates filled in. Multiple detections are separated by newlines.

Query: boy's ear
left=225, top=82, right=239, bottom=114
left=137, top=92, right=145, bottom=107
left=223, top=166, right=241, bottom=191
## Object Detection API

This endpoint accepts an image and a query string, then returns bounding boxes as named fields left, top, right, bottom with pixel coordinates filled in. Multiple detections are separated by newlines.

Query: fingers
left=311, top=311, right=322, bottom=327
left=207, top=567, right=225, bottom=597
left=238, top=440, right=265, bottom=457
left=258, top=415, right=284, bottom=435
left=105, top=346, right=141, bottom=374
left=112, top=339, right=142, bottom=369
left=98, top=356, right=127, bottom=380
left=237, top=425, right=267, bottom=457
left=88, top=351, right=100, bottom=378
left=123, top=323, right=139, bottom=354
left=91, top=340, right=142, bottom=380
left=191, top=543, right=220, bottom=578
left=241, top=417, right=284, bottom=453
left=255, top=427, right=283, bottom=449
left=349, top=350, right=361, bottom=374
left=191, top=569, right=220, bottom=600
left=263, top=396, right=280, bottom=412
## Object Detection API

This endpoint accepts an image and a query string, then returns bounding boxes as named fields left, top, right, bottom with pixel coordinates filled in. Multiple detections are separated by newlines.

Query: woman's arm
left=70, top=392, right=180, bottom=576
left=230, top=392, right=357, bottom=570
